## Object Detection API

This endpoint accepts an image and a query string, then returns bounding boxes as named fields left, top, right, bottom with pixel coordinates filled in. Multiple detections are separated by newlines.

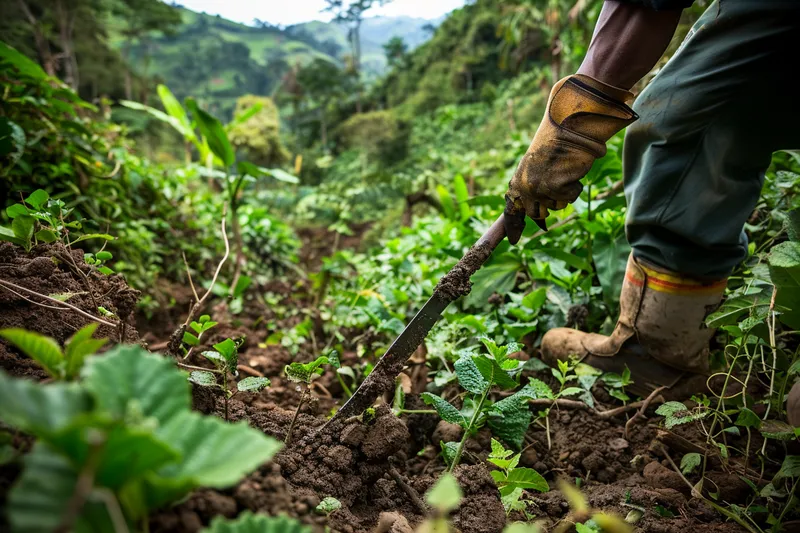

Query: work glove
left=504, top=74, right=638, bottom=244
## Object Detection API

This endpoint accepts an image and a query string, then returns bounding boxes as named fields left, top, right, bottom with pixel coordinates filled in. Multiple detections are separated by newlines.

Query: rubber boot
left=541, top=254, right=727, bottom=396
left=789, top=382, right=800, bottom=427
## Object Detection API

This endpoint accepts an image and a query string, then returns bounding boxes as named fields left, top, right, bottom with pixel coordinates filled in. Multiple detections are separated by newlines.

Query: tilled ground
left=0, top=241, right=768, bottom=533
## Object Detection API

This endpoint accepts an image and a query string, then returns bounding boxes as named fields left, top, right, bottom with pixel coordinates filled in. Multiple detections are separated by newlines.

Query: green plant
left=182, top=314, right=219, bottom=354
left=1, top=189, right=112, bottom=252
left=0, top=324, right=107, bottom=381
left=422, top=338, right=527, bottom=471
left=0, top=344, right=281, bottom=532
left=84, top=250, right=115, bottom=275
left=655, top=401, right=712, bottom=429
left=554, top=479, right=633, bottom=533
left=316, top=496, right=342, bottom=515
left=601, top=366, right=634, bottom=403
left=188, top=337, right=270, bottom=420
left=488, top=438, right=548, bottom=515
left=284, top=351, right=340, bottom=443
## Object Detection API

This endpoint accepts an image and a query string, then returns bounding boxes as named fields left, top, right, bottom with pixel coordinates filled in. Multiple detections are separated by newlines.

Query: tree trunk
left=55, top=0, right=79, bottom=90
left=17, top=0, right=56, bottom=76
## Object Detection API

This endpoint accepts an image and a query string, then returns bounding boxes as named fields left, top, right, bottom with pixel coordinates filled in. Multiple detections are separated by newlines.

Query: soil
left=0, top=240, right=766, bottom=533
left=435, top=241, right=495, bottom=301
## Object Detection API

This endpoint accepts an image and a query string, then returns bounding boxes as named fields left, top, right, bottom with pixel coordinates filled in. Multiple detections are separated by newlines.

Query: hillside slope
left=122, top=7, right=435, bottom=117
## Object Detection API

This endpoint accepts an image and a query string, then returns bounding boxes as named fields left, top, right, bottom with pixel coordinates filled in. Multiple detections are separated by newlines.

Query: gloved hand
left=504, top=74, right=638, bottom=244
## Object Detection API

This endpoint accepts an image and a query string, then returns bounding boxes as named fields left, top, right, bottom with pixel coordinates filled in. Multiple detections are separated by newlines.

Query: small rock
left=432, top=420, right=464, bottom=447
left=373, top=512, right=413, bottom=533
left=608, top=438, right=629, bottom=451
left=361, top=411, right=410, bottom=460
left=581, top=450, right=605, bottom=472
left=520, top=447, right=538, bottom=467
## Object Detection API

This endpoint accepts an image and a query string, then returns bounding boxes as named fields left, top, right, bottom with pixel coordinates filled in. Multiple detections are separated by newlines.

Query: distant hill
left=120, top=7, right=436, bottom=118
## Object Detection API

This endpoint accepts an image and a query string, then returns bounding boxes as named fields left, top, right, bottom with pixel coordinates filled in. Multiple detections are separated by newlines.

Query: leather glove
left=504, top=74, right=638, bottom=244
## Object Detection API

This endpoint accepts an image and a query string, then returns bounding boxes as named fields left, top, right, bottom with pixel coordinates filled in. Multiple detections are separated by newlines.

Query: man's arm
left=578, top=0, right=685, bottom=90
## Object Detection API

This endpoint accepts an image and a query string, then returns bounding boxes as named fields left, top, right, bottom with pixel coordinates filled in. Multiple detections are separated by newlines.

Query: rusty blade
left=318, top=215, right=508, bottom=432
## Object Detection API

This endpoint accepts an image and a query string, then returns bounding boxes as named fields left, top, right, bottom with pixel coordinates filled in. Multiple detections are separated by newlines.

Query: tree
left=323, top=0, right=392, bottom=112
left=296, top=59, right=351, bottom=149
left=383, top=36, right=407, bottom=68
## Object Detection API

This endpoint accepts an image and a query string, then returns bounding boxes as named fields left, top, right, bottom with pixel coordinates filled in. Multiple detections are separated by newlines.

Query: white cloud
left=169, top=0, right=465, bottom=26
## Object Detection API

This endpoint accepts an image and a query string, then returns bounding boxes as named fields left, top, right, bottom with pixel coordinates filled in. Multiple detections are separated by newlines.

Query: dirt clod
left=434, top=241, right=495, bottom=300
left=431, top=421, right=463, bottom=447
left=643, top=461, right=689, bottom=496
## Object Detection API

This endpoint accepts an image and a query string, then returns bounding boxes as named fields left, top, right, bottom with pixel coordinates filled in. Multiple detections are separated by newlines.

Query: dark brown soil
left=0, top=242, right=140, bottom=378
left=435, top=241, right=495, bottom=300
left=0, top=241, right=768, bottom=533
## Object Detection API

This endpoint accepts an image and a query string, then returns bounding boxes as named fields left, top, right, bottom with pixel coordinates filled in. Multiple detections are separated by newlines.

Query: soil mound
left=0, top=242, right=140, bottom=378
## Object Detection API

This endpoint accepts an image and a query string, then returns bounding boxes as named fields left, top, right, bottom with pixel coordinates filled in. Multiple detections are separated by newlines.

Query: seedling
left=85, top=250, right=114, bottom=275
left=182, top=314, right=219, bottom=357
left=422, top=338, right=526, bottom=471
left=602, top=366, right=634, bottom=403
left=188, top=337, right=269, bottom=421
left=316, top=496, right=342, bottom=515
left=0, top=324, right=107, bottom=380
left=655, top=401, right=711, bottom=429
left=1, top=189, right=112, bottom=251
left=488, top=438, right=548, bottom=515
left=284, top=351, right=340, bottom=443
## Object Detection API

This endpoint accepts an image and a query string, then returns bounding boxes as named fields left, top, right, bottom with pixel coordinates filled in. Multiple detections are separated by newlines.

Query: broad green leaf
left=768, top=241, right=800, bottom=328
left=593, top=232, right=631, bottom=313
left=466, top=253, right=522, bottom=308
left=189, top=370, right=219, bottom=387
left=436, top=185, right=456, bottom=220
left=120, top=99, right=196, bottom=140
left=502, top=467, right=548, bottom=492
left=489, top=438, right=514, bottom=460
left=146, top=410, right=282, bottom=508
left=8, top=443, right=115, bottom=533
left=521, top=288, right=547, bottom=311
left=95, top=251, right=113, bottom=261
left=734, top=407, right=761, bottom=429
left=237, top=376, right=270, bottom=392
left=0, top=225, right=24, bottom=246
left=0, top=370, right=90, bottom=437
left=453, top=174, right=471, bottom=221
left=503, top=516, right=540, bottom=533
left=788, top=209, right=800, bottom=242
left=440, top=441, right=459, bottom=466
left=202, top=511, right=311, bottom=533
left=558, top=387, right=584, bottom=398
left=232, top=275, right=251, bottom=298
left=157, top=84, right=193, bottom=137
left=214, top=338, right=239, bottom=368
left=265, top=168, right=300, bottom=184
left=81, top=345, right=191, bottom=426
left=425, top=473, right=462, bottom=513
left=776, top=456, right=800, bottom=481
left=5, top=203, right=28, bottom=218
left=0, top=328, right=63, bottom=379
left=706, top=293, right=770, bottom=328
left=680, top=452, right=701, bottom=475
left=0, top=42, right=48, bottom=80
left=759, top=419, right=796, bottom=441
left=70, top=233, right=114, bottom=244
left=64, top=324, right=107, bottom=379
left=183, top=331, right=200, bottom=346
left=518, top=378, right=555, bottom=400
left=454, top=354, right=489, bottom=394
left=34, top=229, right=58, bottom=243
left=540, top=247, right=592, bottom=272
left=488, top=393, right=531, bottom=449
left=420, top=393, right=467, bottom=428
left=656, top=401, right=710, bottom=429
left=25, top=189, right=48, bottom=209
left=186, top=98, right=235, bottom=167
left=473, top=354, right=518, bottom=390
left=96, top=425, right=181, bottom=490
left=227, top=101, right=264, bottom=130
left=12, top=215, right=34, bottom=246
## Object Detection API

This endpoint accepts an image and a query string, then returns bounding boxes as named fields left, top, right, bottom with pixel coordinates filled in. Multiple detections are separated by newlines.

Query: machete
left=320, top=213, right=538, bottom=432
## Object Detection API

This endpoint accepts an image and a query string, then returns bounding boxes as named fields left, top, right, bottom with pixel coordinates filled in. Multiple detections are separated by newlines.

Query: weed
left=284, top=351, right=340, bottom=443
left=488, top=438, right=548, bottom=515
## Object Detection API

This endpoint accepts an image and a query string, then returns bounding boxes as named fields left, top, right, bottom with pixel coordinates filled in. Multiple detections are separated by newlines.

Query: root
left=389, top=465, right=427, bottom=515
left=624, top=386, right=666, bottom=439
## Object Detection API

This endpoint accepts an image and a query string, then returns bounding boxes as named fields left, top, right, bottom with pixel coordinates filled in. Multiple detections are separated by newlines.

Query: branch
left=0, top=279, right=118, bottom=328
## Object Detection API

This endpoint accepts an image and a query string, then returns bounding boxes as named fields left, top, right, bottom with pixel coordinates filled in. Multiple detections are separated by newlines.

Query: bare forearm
left=577, top=0, right=682, bottom=90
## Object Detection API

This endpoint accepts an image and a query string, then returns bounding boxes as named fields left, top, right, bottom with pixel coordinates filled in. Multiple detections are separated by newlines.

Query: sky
left=170, top=0, right=467, bottom=26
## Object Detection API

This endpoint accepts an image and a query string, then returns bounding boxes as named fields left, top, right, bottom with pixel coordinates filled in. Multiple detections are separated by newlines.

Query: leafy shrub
left=0, top=344, right=281, bottom=531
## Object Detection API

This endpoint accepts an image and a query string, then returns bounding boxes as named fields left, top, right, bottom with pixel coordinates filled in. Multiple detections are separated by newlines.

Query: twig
left=0, top=279, right=117, bottom=328
left=624, top=387, right=666, bottom=439
left=177, top=362, right=222, bottom=374
left=237, top=364, right=263, bottom=377
left=182, top=251, right=199, bottom=303
left=389, top=465, right=427, bottom=515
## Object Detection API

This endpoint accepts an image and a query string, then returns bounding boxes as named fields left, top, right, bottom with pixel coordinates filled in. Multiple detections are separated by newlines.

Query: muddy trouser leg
left=622, top=0, right=800, bottom=279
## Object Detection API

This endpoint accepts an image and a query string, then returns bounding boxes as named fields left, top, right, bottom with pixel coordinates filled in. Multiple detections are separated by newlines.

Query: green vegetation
left=1, top=0, right=799, bottom=532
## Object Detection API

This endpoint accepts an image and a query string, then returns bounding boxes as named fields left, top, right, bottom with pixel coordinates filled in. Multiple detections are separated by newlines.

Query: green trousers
left=623, top=0, right=800, bottom=279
